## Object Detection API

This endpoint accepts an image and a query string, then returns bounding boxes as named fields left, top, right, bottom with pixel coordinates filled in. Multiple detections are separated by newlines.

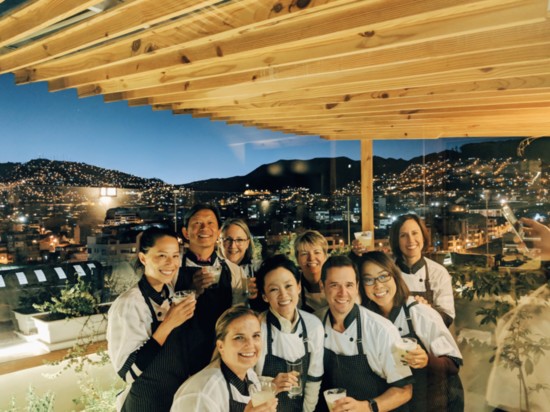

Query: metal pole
left=173, top=190, right=179, bottom=232
left=347, top=196, right=351, bottom=245
left=485, top=190, right=490, bottom=264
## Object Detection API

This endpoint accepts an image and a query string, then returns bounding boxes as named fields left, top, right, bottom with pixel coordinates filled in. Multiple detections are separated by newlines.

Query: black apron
left=175, top=253, right=234, bottom=368
left=394, top=302, right=428, bottom=412
left=398, top=258, right=452, bottom=326
left=221, top=362, right=249, bottom=412
left=122, top=279, right=194, bottom=412
left=317, top=308, right=393, bottom=412
left=261, top=311, right=310, bottom=412
left=399, top=257, right=434, bottom=304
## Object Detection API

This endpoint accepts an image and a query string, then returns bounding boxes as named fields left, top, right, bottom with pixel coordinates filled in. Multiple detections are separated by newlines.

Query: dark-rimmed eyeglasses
left=362, top=273, right=392, bottom=286
left=222, top=237, right=249, bottom=246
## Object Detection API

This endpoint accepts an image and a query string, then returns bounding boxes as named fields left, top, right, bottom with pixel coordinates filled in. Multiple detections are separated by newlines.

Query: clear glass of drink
left=323, top=388, right=346, bottom=411
left=171, top=290, right=195, bottom=305
left=204, top=265, right=222, bottom=285
left=250, top=376, right=276, bottom=406
left=241, top=273, right=250, bottom=296
left=393, top=337, right=417, bottom=365
left=286, top=359, right=303, bottom=398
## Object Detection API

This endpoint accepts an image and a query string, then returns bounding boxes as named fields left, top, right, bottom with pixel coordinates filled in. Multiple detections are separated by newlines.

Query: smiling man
left=174, top=203, right=247, bottom=371
left=316, top=255, right=413, bottom=412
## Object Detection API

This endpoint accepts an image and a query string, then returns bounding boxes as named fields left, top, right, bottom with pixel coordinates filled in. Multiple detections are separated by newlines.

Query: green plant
left=493, top=287, right=550, bottom=412
left=330, top=243, right=351, bottom=256
left=15, top=288, right=61, bottom=314
left=451, top=264, right=549, bottom=410
left=72, top=372, right=120, bottom=412
left=449, top=265, right=545, bottom=325
left=3, top=386, right=55, bottom=412
left=252, top=237, right=263, bottom=262
left=33, top=277, right=99, bottom=320
left=276, top=233, right=296, bottom=262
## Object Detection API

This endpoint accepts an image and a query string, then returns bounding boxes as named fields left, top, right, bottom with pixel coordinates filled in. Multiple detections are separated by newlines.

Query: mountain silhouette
left=0, top=138, right=547, bottom=193
left=184, top=138, right=549, bottom=192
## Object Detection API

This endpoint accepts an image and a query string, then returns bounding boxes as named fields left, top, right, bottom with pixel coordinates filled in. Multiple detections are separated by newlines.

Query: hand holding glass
left=286, top=359, right=303, bottom=398
left=204, top=265, right=222, bottom=285
left=172, top=290, right=195, bottom=305
left=393, top=337, right=417, bottom=365
left=324, top=388, right=346, bottom=412
left=250, top=376, right=276, bottom=407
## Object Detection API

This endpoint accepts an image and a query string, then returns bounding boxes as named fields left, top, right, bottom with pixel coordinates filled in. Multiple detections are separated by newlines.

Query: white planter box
left=32, top=305, right=109, bottom=351
left=12, top=309, right=45, bottom=335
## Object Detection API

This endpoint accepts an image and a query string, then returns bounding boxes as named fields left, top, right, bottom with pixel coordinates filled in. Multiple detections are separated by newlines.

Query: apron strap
left=137, top=277, right=165, bottom=333
left=403, top=301, right=418, bottom=335
left=422, top=257, right=433, bottom=294
left=266, top=311, right=310, bottom=355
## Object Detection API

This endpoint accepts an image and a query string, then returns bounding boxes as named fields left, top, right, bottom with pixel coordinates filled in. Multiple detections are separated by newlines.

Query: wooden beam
left=162, top=72, right=550, bottom=110
left=67, top=0, right=545, bottom=95
left=0, top=0, right=221, bottom=74
left=0, top=0, right=102, bottom=49
left=15, top=0, right=329, bottom=83
left=41, top=0, right=543, bottom=91
left=195, top=95, right=550, bottom=121
left=361, top=140, right=374, bottom=241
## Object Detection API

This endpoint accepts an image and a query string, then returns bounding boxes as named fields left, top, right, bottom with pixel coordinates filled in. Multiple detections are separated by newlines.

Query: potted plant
left=12, top=288, right=58, bottom=335
left=32, top=277, right=109, bottom=351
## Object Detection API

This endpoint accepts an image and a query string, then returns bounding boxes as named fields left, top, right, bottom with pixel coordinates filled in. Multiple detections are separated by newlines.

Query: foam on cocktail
left=251, top=390, right=275, bottom=406
left=324, top=388, right=346, bottom=411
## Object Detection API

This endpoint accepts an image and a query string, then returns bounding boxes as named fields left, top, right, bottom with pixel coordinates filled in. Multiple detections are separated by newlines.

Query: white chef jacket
left=395, top=297, right=462, bottom=359
left=255, top=308, right=324, bottom=412
left=171, top=360, right=260, bottom=412
left=107, top=282, right=173, bottom=410
left=318, top=304, right=413, bottom=385
left=399, top=257, right=455, bottom=320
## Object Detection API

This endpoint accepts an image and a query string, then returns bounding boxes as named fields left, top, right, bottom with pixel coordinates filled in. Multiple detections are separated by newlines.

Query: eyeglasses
left=362, top=273, right=392, bottom=286
left=222, top=237, right=249, bottom=246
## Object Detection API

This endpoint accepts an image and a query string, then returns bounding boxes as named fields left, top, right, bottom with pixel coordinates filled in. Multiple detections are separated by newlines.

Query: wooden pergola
left=1, top=0, right=549, bottom=232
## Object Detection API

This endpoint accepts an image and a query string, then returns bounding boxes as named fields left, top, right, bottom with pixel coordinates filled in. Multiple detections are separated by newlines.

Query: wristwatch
left=368, top=398, right=379, bottom=412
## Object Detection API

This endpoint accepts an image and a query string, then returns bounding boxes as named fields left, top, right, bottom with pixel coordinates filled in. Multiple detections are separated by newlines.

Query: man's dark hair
left=321, top=255, right=359, bottom=284
left=183, top=203, right=221, bottom=228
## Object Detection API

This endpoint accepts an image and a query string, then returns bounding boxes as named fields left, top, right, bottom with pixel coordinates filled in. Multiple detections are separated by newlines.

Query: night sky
left=0, top=74, right=504, bottom=184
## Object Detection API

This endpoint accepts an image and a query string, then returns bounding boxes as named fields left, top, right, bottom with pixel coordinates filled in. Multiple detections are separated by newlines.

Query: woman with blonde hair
left=293, top=230, right=329, bottom=312
left=171, top=306, right=278, bottom=412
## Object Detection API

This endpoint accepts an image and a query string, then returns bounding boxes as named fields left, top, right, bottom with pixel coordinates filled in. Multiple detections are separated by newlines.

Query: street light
left=173, top=190, right=180, bottom=232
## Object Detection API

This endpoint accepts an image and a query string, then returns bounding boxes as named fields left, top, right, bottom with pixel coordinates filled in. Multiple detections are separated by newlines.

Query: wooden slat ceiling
left=1, top=0, right=549, bottom=141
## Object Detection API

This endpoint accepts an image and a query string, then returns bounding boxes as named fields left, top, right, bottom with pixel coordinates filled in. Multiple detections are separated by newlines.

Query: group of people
left=107, top=204, right=465, bottom=412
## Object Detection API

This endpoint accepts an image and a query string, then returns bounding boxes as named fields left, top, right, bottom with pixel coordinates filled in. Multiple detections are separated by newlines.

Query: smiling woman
left=390, top=214, right=456, bottom=327
left=171, top=306, right=278, bottom=412
left=359, top=251, right=464, bottom=412
left=107, top=227, right=199, bottom=412
left=253, top=255, right=325, bottom=412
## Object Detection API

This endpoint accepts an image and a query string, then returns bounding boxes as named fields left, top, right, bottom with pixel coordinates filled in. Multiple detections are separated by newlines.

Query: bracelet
left=368, top=398, right=379, bottom=412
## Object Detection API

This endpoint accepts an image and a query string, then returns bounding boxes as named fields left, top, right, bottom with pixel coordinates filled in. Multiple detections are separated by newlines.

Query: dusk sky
left=0, top=74, right=505, bottom=184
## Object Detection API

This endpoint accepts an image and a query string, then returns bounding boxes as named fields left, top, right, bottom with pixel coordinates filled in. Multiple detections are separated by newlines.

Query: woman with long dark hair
left=107, top=227, right=197, bottom=412
left=389, top=214, right=455, bottom=326
left=359, top=251, right=464, bottom=412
